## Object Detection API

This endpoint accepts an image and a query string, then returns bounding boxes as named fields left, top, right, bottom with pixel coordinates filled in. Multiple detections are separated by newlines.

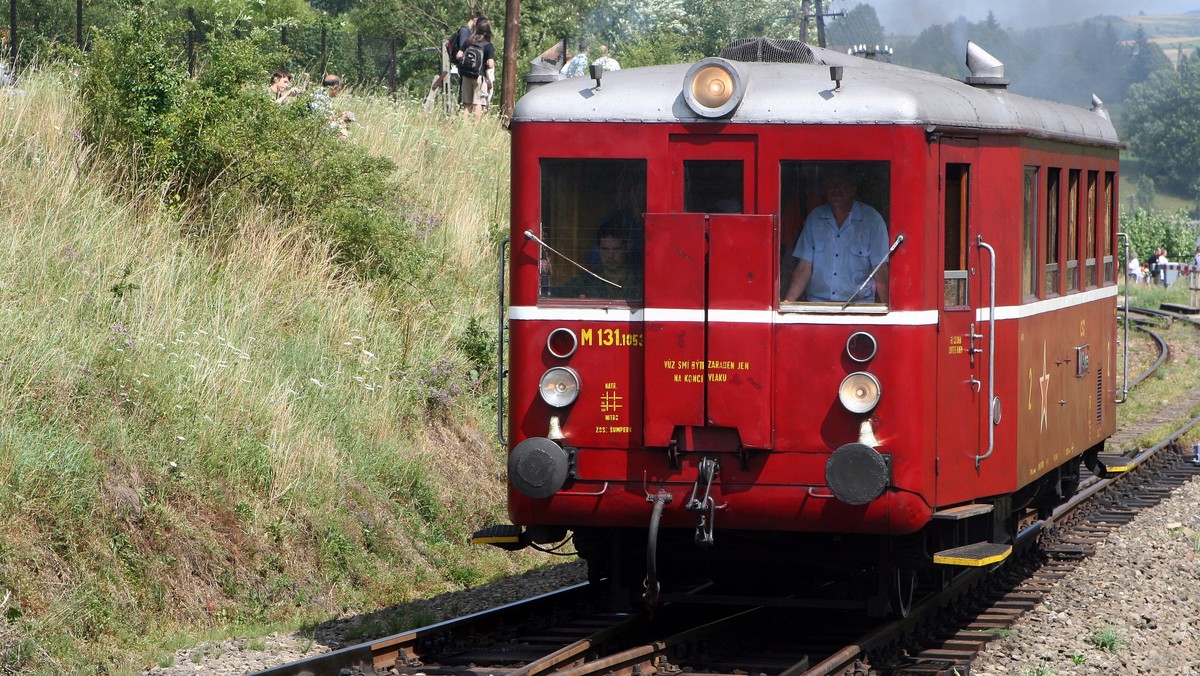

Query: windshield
left=539, top=159, right=647, bottom=302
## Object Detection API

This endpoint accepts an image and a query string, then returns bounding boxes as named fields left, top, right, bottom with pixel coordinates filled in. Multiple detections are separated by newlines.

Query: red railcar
left=478, top=40, right=1122, bottom=613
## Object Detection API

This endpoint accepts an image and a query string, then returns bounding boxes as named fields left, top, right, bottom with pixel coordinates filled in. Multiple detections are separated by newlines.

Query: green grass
left=0, top=72, right=550, bottom=673
left=1089, top=623, right=1123, bottom=652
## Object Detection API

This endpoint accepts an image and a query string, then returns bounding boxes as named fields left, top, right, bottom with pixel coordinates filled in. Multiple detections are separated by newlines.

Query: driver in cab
left=782, top=165, right=889, bottom=305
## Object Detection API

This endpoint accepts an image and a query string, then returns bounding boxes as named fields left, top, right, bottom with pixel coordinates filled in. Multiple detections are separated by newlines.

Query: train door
left=642, top=136, right=775, bottom=452
left=935, top=140, right=990, bottom=503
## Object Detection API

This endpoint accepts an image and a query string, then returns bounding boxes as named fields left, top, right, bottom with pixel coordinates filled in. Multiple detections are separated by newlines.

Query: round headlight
left=683, top=58, right=746, bottom=118
left=539, top=367, right=581, bottom=408
left=839, top=372, right=881, bottom=414
left=546, top=328, right=578, bottom=359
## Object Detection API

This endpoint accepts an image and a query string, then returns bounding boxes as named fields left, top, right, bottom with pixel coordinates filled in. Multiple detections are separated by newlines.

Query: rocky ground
left=144, top=560, right=589, bottom=675
left=971, top=468, right=1200, bottom=675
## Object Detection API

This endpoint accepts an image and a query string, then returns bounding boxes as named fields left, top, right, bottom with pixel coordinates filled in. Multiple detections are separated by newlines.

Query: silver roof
left=513, top=46, right=1121, bottom=148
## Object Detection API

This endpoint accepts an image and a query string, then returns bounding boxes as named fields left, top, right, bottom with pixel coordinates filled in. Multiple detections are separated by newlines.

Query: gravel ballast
left=971, top=473, right=1200, bottom=675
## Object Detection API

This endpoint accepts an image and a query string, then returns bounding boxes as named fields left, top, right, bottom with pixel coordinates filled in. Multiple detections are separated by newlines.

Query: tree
left=826, top=3, right=884, bottom=49
left=1123, top=57, right=1200, bottom=196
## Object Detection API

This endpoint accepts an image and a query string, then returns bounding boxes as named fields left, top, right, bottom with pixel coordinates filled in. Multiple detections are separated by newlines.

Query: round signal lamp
left=539, top=367, right=581, bottom=408
left=839, top=372, right=881, bottom=414
left=546, top=328, right=579, bottom=359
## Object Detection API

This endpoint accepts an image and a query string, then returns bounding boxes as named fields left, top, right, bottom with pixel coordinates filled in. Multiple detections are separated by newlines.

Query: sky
left=862, top=0, right=1200, bottom=36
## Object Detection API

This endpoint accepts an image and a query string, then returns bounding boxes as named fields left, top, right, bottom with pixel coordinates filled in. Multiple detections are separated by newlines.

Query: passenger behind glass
left=562, top=212, right=642, bottom=300
left=782, top=165, right=889, bottom=304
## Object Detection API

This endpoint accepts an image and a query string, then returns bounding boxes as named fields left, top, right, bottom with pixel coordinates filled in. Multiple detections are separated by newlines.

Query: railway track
left=253, top=306, right=1199, bottom=676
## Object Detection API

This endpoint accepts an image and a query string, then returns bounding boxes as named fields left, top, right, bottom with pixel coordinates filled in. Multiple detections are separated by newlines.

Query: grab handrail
left=975, top=235, right=998, bottom=469
left=496, top=238, right=510, bottom=445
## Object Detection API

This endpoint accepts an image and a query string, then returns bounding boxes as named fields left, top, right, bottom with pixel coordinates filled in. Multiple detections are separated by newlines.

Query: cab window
left=539, top=159, right=646, bottom=302
left=779, top=161, right=891, bottom=309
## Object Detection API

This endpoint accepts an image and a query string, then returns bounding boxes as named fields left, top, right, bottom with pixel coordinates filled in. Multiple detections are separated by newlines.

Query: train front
left=487, top=43, right=943, bottom=596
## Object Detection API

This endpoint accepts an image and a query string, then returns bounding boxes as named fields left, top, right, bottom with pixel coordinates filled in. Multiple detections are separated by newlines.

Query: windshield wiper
left=841, top=234, right=905, bottom=310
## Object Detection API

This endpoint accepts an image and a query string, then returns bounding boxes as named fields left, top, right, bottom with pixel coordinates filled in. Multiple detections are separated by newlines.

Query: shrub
left=78, top=5, right=416, bottom=281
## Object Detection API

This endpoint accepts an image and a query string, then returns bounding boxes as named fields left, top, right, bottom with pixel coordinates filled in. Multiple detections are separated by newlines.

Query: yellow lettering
left=580, top=329, right=592, bottom=346
left=605, top=382, right=617, bottom=389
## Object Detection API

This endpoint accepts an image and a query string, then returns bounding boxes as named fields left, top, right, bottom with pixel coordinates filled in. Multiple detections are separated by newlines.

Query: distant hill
left=1121, top=13, right=1200, bottom=66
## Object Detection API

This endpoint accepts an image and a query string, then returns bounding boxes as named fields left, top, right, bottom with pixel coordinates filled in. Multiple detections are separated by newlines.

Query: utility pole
left=815, top=0, right=826, bottom=48
left=501, top=0, right=520, bottom=123
left=800, top=0, right=842, bottom=48
left=800, top=0, right=813, bottom=44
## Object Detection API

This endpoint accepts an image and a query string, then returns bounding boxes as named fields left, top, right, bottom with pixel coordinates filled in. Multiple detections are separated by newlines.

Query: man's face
left=270, top=76, right=290, bottom=93
left=823, top=170, right=857, bottom=209
left=597, top=237, right=626, bottom=268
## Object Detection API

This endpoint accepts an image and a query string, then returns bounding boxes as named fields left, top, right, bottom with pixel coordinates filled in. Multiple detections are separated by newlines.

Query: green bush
left=78, top=5, right=416, bottom=281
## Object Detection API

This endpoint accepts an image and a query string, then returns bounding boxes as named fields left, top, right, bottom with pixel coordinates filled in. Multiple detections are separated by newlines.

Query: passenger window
left=539, top=159, right=647, bottom=302
left=779, top=161, right=891, bottom=309
left=1067, top=169, right=1080, bottom=292
left=1022, top=166, right=1039, bottom=299
left=1086, top=171, right=1098, bottom=288
left=1045, top=169, right=1061, bottom=296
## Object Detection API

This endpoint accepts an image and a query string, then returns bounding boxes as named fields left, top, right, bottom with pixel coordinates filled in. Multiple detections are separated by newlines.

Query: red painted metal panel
left=707, top=214, right=775, bottom=448
left=643, top=214, right=707, bottom=447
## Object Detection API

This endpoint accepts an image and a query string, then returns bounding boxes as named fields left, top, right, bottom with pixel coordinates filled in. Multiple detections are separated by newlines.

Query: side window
left=1022, top=166, right=1038, bottom=299
left=1103, top=172, right=1115, bottom=284
left=943, top=164, right=969, bottom=308
left=1086, top=171, right=1098, bottom=288
left=539, top=159, right=647, bottom=302
left=1044, top=168, right=1061, bottom=297
left=1066, top=169, right=1080, bottom=292
left=779, top=161, right=891, bottom=308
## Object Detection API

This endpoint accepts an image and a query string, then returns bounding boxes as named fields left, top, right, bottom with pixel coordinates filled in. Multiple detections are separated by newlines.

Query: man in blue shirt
left=783, top=166, right=889, bottom=304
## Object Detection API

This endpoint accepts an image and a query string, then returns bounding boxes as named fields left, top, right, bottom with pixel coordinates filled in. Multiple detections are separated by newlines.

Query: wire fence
left=2, top=2, right=442, bottom=97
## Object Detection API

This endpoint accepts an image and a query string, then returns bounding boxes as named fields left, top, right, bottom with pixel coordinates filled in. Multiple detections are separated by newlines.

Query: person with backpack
left=458, top=17, right=496, bottom=120
left=424, top=12, right=483, bottom=112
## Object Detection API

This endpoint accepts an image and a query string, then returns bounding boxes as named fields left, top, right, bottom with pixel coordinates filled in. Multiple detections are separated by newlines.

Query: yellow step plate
left=470, top=524, right=522, bottom=545
left=933, top=542, right=1012, bottom=567
left=1095, top=453, right=1133, bottom=473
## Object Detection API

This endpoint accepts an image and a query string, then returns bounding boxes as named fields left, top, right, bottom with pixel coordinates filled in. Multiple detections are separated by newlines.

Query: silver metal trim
left=846, top=331, right=878, bottom=363
left=1116, top=232, right=1130, bottom=404
left=497, top=238, right=509, bottom=445
left=546, top=327, right=579, bottom=359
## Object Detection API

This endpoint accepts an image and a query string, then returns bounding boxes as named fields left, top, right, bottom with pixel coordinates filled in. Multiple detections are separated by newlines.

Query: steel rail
left=250, top=583, right=596, bottom=676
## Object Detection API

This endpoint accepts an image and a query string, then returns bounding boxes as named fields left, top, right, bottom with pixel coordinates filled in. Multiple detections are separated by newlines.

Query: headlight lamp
left=683, top=58, right=746, bottom=118
left=839, top=371, right=881, bottom=414
left=539, top=367, right=581, bottom=408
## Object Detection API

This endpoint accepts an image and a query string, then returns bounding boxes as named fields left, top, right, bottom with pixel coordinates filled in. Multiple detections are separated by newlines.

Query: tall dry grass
left=0, top=74, right=539, bottom=673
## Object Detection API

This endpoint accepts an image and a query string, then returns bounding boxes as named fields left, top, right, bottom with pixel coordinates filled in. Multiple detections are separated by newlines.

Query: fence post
left=187, top=7, right=196, bottom=78
left=320, top=25, right=327, bottom=76
left=9, top=0, right=16, bottom=65
left=388, top=37, right=396, bottom=97
left=75, top=0, right=82, bottom=49
left=356, top=33, right=363, bottom=85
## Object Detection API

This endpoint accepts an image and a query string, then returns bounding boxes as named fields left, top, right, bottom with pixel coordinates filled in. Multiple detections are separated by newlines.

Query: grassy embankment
left=0, top=74, right=551, bottom=672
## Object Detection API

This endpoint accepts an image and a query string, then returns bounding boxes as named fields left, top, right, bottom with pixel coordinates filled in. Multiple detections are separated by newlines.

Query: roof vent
left=720, top=38, right=821, bottom=64
left=965, top=41, right=1009, bottom=89
left=1091, top=93, right=1110, bottom=120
